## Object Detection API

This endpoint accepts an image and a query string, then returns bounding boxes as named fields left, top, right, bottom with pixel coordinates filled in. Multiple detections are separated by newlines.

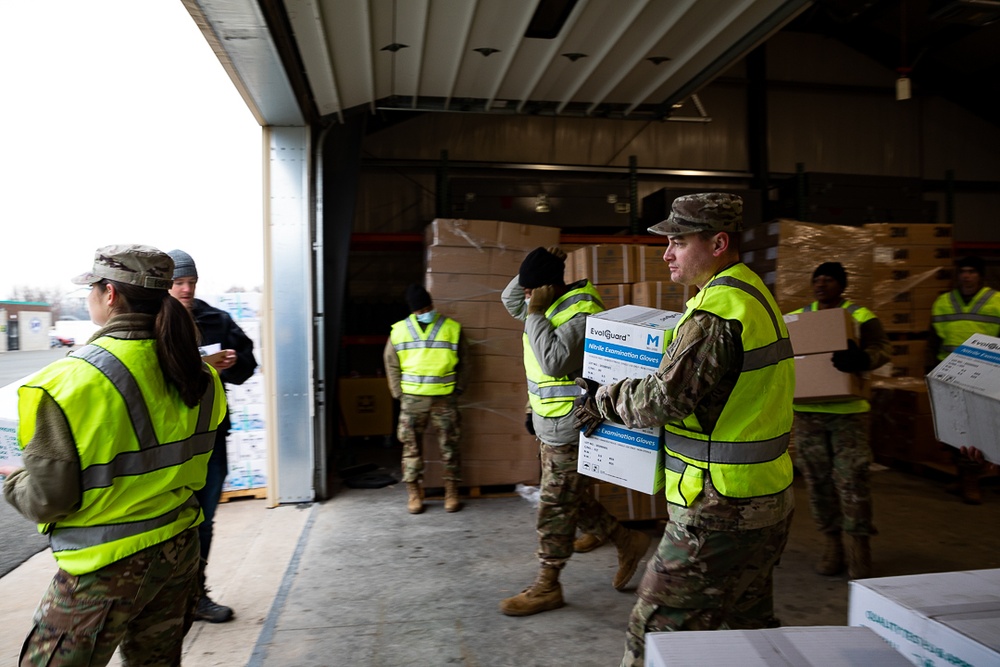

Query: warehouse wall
left=341, top=30, right=1000, bottom=348
left=354, top=32, right=999, bottom=239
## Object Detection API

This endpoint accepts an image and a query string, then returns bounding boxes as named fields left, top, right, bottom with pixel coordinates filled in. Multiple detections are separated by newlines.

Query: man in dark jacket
left=168, top=248, right=258, bottom=623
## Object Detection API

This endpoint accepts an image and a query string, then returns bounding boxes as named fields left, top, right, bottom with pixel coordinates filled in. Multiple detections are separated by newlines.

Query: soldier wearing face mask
left=384, top=284, right=469, bottom=514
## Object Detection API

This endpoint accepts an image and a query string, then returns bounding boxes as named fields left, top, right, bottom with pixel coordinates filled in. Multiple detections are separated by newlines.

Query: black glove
left=573, top=377, right=605, bottom=437
left=832, top=339, right=869, bottom=373
left=525, top=413, right=536, bottom=436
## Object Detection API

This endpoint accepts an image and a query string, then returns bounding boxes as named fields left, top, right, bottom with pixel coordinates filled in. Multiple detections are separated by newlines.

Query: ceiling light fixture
left=535, top=194, right=550, bottom=213
left=474, top=47, right=500, bottom=57
left=562, top=52, right=587, bottom=62
left=381, top=43, right=408, bottom=52
left=647, top=56, right=671, bottom=65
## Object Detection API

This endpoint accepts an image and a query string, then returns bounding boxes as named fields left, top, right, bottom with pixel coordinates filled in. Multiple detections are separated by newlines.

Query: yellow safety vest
left=18, top=336, right=227, bottom=576
left=789, top=300, right=877, bottom=414
left=931, top=287, right=1000, bottom=360
left=662, top=264, right=795, bottom=506
left=390, top=314, right=462, bottom=396
left=523, top=281, right=604, bottom=417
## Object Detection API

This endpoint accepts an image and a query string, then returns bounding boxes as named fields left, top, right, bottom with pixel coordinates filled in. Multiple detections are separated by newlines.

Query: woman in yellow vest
left=1, top=244, right=226, bottom=666
left=573, top=193, right=796, bottom=667
left=787, top=262, right=890, bottom=580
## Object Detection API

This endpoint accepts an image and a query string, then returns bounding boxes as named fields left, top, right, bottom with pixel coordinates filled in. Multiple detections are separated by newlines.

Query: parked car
left=48, top=332, right=75, bottom=348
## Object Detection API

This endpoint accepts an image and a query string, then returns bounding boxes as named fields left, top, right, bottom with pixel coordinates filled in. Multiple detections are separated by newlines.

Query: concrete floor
left=2, top=453, right=998, bottom=666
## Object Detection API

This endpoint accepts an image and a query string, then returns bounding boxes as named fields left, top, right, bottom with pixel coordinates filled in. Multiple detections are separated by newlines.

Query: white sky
left=0, top=1, right=263, bottom=300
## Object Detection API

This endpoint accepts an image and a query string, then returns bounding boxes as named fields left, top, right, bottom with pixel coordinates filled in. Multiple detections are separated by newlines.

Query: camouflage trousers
left=536, top=442, right=620, bottom=569
left=398, top=394, right=461, bottom=484
left=620, top=514, right=793, bottom=667
left=20, top=527, right=200, bottom=667
left=794, top=412, right=875, bottom=536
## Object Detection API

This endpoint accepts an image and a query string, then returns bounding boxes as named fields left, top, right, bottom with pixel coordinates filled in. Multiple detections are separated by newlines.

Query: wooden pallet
left=220, top=487, right=268, bottom=503
left=424, top=484, right=518, bottom=499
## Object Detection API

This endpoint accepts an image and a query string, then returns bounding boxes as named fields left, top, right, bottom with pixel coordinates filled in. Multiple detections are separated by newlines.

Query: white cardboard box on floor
left=926, top=333, right=1000, bottom=464
left=848, top=569, right=1000, bottom=667
left=578, top=305, right=682, bottom=495
left=645, top=626, right=913, bottom=667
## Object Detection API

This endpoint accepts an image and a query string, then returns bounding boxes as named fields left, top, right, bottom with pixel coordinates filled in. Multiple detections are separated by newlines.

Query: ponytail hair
left=100, top=279, right=210, bottom=408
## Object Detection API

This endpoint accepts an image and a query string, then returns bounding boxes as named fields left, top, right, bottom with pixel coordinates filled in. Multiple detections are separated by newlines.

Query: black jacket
left=191, top=298, right=257, bottom=441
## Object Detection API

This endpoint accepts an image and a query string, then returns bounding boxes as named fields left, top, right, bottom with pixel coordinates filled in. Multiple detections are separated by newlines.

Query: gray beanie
left=167, top=249, right=198, bottom=279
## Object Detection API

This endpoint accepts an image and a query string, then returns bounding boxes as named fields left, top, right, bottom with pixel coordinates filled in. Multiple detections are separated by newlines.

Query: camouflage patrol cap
left=647, top=192, right=743, bottom=236
left=71, top=244, right=175, bottom=290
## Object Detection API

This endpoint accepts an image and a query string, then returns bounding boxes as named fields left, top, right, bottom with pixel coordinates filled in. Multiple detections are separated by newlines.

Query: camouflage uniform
left=794, top=412, right=874, bottom=535
left=397, top=394, right=462, bottom=483
left=500, top=275, right=625, bottom=567
left=383, top=325, right=469, bottom=484
left=790, top=302, right=889, bottom=538
left=537, top=442, right=620, bottom=567
left=595, top=296, right=794, bottom=667
left=20, top=528, right=200, bottom=666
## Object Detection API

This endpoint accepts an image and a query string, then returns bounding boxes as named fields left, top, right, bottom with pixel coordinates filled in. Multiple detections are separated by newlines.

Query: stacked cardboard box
left=740, top=220, right=874, bottom=314
left=866, top=223, right=953, bottom=336
left=567, top=243, right=692, bottom=313
left=422, top=218, right=560, bottom=487
left=869, top=377, right=947, bottom=466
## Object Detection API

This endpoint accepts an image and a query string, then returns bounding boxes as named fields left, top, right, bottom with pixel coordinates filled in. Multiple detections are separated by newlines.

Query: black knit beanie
left=813, top=261, right=847, bottom=288
left=404, top=284, right=432, bottom=312
left=957, top=256, right=986, bottom=275
left=518, top=247, right=565, bottom=289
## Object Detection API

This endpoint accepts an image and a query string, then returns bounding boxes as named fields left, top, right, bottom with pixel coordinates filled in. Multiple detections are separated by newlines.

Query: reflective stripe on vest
left=71, top=345, right=218, bottom=492
left=932, top=288, right=1000, bottom=357
left=390, top=314, right=461, bottom=396
left=19, top=336, right=226, bottom=575
left=790, top=300, right=877, bottom=414
left=523, top=281, right=604, bottom=417
left=661, top=264, right=795, bottom=506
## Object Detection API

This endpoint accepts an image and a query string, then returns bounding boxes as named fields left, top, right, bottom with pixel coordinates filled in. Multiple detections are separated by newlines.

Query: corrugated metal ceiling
left=188, top=0, right=812, bottom=125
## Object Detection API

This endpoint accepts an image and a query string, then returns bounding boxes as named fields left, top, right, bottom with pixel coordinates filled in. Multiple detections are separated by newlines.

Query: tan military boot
left=406, top=482, right=424, bottom=514
left=816, top=532, right=845, bottom=576
left=573, top=532, right=606, bottom=553
left=499, top=566, right=564, bottom=616
left=444, top=480, right=461, bottom=512
left=846, top=535, right=872, bottom=579
left=610, top=526, right=651, bottom=590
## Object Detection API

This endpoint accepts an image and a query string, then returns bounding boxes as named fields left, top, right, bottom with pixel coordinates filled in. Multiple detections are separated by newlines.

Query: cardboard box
left=338, top=377, right=394, bottom=437
left=783, top=307, right=855, bottom=356
left=647, top=626, right=913, bottom=667
left=425, top=273, right=509, bottom=303
left=463, top=327, right=523, bottom=358
left=437, top=300, right=490, bottom=329
left=849, top=569, right=1000, bottom=667
left=425, top=218, right=499, bottom=248
left=793, top=353, right=870, bottom=402
left=865, top=222, right=953, bottom=246
left=1, top=374, right=36, bottom=468
left=593, top=283, right=631, bottom=309
left=633, top=245, right=673, bottom=282
left=873, top=244, right=953, bottom=267
left=578, top=305, right=683, bottom=494
left=495, top=221, right=560, bottom=251
left=927, top=333, right=1000, bottom=464
left=572, top=245, right=636, bottom=285
left=631, top=281, right=690, bottom=312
